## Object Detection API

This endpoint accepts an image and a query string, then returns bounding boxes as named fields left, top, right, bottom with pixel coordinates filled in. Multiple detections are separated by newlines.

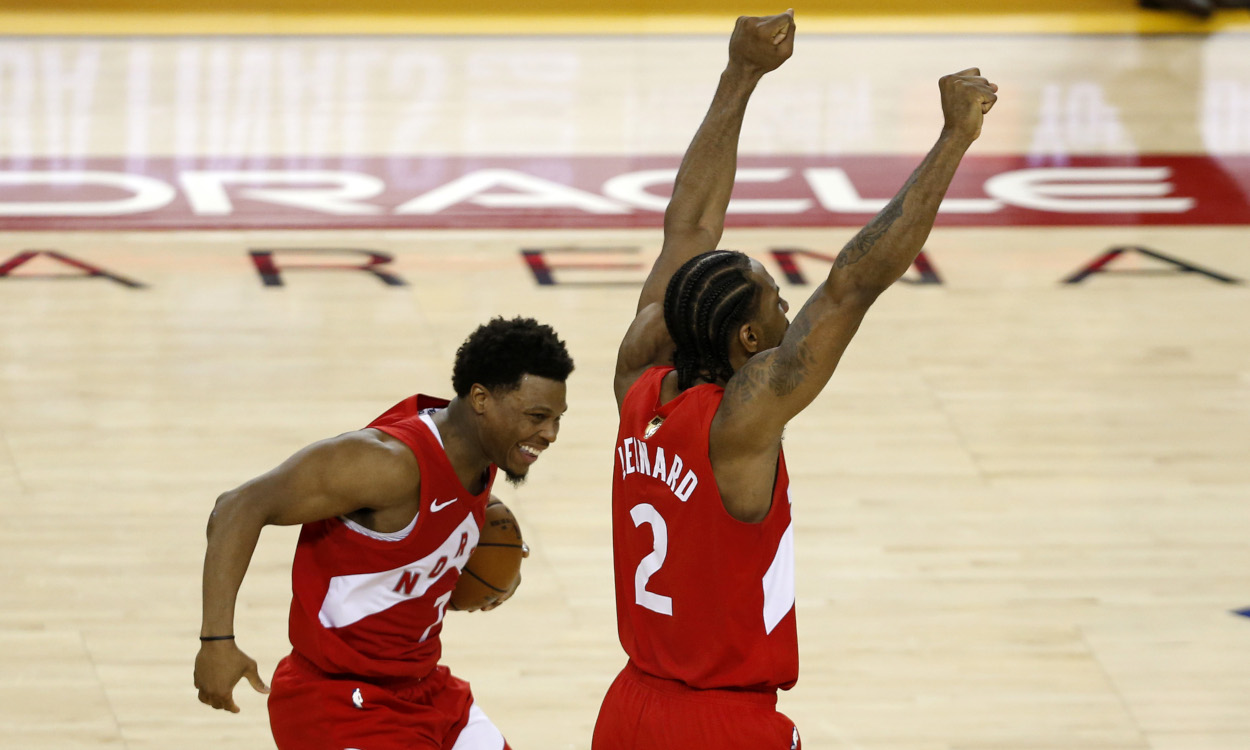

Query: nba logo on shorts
left=790, top=726, right=799, bottom=749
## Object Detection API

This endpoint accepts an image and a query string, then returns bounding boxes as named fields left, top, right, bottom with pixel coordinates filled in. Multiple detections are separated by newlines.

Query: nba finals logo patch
left=644, top=416, right=664, bottom=439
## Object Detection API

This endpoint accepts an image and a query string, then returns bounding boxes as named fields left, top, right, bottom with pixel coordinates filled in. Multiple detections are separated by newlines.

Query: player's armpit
left=614, top=303, right=675, bottom=409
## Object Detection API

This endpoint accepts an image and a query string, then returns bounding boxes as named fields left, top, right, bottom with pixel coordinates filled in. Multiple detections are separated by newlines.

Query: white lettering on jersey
left=618, top=437, right=698, bottom=503
left=762, top=521, right=796, bottom=635
left=318, top=514, right=479, bottom=628
left=635, top=439, right=651, bottom=476
left=650, top=446, right=667, bottom=480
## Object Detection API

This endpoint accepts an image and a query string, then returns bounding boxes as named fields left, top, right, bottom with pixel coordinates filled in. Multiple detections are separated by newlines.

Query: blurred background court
left=1, top=1, right=1248, bottom=749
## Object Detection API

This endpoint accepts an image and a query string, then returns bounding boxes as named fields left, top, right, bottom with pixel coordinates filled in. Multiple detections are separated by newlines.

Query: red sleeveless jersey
left=286, top=394, right=496, bottom=680
left=612, top=367, right=798, bottom=692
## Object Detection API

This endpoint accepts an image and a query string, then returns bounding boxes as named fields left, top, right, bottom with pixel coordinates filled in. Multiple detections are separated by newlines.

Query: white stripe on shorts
left=450, top=703, right=505, bottom=750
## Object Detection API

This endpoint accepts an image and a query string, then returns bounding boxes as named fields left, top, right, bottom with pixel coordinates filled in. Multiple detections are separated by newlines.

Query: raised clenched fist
left=728, top=9, right=796, bottom=75
left=939, top=68, right=999, bottom=144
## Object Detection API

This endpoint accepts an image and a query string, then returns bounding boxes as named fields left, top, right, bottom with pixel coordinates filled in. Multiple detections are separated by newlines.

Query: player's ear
left=468, top=383, right=491, bottom=415
left=738, top=322, right=761, bottom=354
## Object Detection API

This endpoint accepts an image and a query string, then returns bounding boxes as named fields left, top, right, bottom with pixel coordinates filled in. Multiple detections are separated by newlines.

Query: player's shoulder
left=319, top=429, right=421, bottom=480
left=328, top=426, right=405, bottom=450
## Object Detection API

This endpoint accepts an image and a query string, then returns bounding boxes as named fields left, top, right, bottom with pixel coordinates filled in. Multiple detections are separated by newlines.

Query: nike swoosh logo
left=430, top=497, right=457, bottom=512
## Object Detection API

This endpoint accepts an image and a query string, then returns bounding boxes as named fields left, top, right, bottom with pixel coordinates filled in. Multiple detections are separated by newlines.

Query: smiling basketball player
left=195, top=316, right=572, bottom=750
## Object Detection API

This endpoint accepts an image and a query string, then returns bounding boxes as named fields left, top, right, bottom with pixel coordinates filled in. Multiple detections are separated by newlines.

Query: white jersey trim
left=450, top=703, right=506, bottom=750
left=419, top=409, right=446, bottom=447
left=318, top=513, right=480, bottom=629
left=762, top=521, right=796, bottom=635
left=339, top=513, right=418, bottom=542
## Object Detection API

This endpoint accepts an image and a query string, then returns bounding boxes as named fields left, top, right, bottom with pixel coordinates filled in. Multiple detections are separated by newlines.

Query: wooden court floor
left=1, top=22, right=1248, bottom=750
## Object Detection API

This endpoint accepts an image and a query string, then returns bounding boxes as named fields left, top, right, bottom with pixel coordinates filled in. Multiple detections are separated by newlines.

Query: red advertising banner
left=0, top=154, right=1247, bottom=230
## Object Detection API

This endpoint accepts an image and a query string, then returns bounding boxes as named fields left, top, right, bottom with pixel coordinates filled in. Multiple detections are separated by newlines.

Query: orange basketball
left=450, top=500, right=526, bottom=611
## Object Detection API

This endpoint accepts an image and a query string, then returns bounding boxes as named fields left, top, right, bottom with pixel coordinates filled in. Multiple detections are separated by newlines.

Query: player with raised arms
left=195, top=316, right=572, bottom=750
left=593, top=9, right=998, bottom=749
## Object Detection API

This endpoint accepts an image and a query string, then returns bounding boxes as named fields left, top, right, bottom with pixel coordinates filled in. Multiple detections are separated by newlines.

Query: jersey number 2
left=629, top=503, right=673, bottom=616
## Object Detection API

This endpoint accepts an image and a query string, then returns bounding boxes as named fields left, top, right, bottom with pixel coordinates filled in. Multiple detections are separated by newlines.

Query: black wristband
left=199, top=635, right=235, bottom=641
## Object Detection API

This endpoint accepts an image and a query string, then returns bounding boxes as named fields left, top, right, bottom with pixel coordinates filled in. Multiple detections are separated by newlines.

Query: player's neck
left=431, top=399, right=492, bottom=495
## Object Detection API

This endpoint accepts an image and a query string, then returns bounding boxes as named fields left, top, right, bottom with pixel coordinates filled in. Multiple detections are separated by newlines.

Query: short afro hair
left=452, top=316, right=574, bottom=397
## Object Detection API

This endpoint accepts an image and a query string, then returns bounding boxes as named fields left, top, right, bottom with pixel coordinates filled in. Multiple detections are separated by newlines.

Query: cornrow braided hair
left=663, top=250, right=761, bottom=391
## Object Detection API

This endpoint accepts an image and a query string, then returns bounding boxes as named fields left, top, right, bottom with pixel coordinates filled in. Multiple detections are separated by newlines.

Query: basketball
left=450, top=500, right=527, bottom=611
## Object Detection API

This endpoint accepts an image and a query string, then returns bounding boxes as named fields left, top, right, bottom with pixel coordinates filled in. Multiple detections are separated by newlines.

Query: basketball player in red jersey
left=194, top=317, right=573, bottom=750
left=592, top=10, right=998, bottom=750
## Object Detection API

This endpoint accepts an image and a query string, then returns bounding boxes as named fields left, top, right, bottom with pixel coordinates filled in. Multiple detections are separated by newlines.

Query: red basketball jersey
left=287, top=395, right=496, bottom=680
left=612, top=367, right=798, bottom=692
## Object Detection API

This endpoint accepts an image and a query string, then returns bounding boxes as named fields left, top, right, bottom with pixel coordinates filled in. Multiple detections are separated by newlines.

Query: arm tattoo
left=767, top=313, right=816, bottom=397
left=725, top=307, right=818, bottom=406
left=727, top=357, right=769, bottom=406
left=835, top=171, right=916, bottom=269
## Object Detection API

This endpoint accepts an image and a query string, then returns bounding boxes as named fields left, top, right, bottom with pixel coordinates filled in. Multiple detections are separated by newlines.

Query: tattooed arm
left=826, top=83, right=990, bottom=288
left=709, top=69, right=998, bottom=522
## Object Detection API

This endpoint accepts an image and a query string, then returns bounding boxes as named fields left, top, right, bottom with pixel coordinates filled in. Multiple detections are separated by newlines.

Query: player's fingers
left=760, top=9, right=794, bottom=28
left=203, top=690, right=229, bottom=710
left=225, top=693, right=241, bottom=713
left=772, top=23, right=791, bottom=45
left=244, top=663, right=270, bottom=694
left=776, top=17, right=795, bottom=45
left=953, top=67, right=981, bottom=77
left=762, top=9, right=794, bottom=40
left=521, top=542, right=530, bottom=559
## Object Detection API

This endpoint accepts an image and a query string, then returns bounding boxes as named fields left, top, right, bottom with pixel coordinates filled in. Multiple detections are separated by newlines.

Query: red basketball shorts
left=591, top=661, right=801, bottom=750
left=268, top=651, right=512, bottom=750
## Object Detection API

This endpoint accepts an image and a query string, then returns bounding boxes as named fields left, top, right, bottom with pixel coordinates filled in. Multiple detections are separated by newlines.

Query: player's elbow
left=206, top=490, right=240, bottom=535
left=825, top=274, right=884, bottom=314
left=206, top=492, right=234, bottom=538
left=662, top=213, right=722, bottom=250
left=207, top=489, right=258, bottom=538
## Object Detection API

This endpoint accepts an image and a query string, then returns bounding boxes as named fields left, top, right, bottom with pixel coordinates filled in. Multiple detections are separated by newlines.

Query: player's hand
left=478, top=542, right=529, bottom=612
left=939, top=68, right=998, bottom=144
left=728, top=9, right=795, bottom=75
left=194, top=640, right=270, bottom=712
